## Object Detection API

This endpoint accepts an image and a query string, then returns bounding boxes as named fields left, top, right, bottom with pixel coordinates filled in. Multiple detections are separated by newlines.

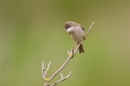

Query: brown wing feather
left=79, top=24, right=84, bottom=31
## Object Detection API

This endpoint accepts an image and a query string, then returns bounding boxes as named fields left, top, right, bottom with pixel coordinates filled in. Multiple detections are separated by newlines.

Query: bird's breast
left=70, top=27, right=84, bottom=42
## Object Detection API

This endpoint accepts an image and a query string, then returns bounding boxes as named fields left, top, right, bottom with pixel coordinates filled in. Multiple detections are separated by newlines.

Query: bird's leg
left=82, top=36, right=86, bottom=40
left=72, top=41, right=77, bottom=50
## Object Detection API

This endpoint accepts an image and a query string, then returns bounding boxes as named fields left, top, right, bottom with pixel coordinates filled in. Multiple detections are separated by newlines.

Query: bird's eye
left=67, top=25, right=70, bottom=28
left=65, top=22, right=72, bottom=30
left=65, top=24, right=70, bottom=30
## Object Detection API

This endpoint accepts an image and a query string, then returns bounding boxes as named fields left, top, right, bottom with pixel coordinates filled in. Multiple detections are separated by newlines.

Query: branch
left=51, top=72, right=72, bottom=86
left=50, top=22, right=95, bottom=81
left=49, top=52, right=72, bottom=81
left=42, top=60, right=51, bottom=81
left=42, top=22, right=94, bottom=86
left=85, top=22, right=94, bottom=38
left=74, top=22, right=95, bottom=53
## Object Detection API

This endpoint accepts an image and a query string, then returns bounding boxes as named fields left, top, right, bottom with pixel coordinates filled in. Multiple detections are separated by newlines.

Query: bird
left=64, top=21, right=85, bottom=53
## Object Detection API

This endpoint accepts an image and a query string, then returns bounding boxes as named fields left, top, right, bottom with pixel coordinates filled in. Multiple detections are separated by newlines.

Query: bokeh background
left=0, top=0, right=130, bottom=86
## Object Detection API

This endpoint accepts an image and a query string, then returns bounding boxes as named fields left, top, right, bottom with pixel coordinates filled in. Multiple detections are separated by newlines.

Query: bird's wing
left=79, top=24, right=84, bottom=31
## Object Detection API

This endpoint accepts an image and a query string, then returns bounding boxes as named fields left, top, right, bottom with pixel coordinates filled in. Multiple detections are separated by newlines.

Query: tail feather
left=79, top=44, right=84, bottom=53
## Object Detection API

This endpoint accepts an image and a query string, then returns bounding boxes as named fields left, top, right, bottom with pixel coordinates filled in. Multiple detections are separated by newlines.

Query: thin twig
left=51, top=72, right=72, bottom=86
left=85, top=22, right=94, bottom=38
left=60, top=73, right=64, bottom=79
left=42, top=60, right=46, bottom=79
left=58, top=72, right=72, bottom=82
left=42, top=60, right=51, bottom=81
left=49, top=56, right=72, bottom=81
left=44, top=62, right=51, bottom=78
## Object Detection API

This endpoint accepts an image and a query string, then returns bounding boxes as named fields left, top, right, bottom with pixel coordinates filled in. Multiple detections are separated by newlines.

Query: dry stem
left=42, top=22, right=94, bottom=86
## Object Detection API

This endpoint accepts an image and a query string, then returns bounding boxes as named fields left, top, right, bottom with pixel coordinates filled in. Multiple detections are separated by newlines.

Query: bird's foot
left=82, top=36, right=86, bottom=40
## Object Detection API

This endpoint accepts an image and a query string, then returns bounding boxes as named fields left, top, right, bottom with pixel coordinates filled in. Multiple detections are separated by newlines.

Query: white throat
left=66, top=27, right=73, bottom=32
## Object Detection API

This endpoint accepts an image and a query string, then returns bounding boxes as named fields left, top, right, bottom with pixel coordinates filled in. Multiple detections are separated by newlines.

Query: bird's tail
left=78, top=43, right=84, bottom=53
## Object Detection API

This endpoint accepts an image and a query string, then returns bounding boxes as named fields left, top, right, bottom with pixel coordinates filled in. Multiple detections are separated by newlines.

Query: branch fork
left=42, top=61, right=72, bottom=86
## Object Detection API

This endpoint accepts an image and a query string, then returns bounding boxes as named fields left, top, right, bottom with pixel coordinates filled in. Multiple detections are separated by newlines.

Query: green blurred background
left=0, top=0, right=130, bottom=86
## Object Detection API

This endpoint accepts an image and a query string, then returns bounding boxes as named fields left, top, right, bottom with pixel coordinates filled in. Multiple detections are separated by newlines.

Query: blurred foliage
left=0, top=0, right=130, bottom=86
